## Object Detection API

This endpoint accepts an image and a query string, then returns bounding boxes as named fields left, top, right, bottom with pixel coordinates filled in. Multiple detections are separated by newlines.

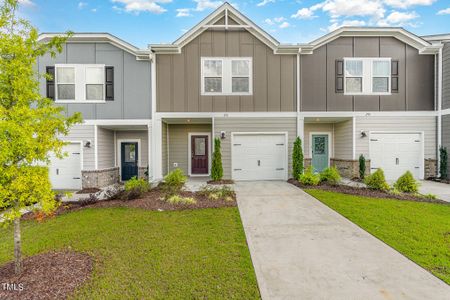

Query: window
left=344, top=58, right=391, bottom=95
left=55, top=64, right=105, bottom=102
left=201, top=57, right=252, bottom=95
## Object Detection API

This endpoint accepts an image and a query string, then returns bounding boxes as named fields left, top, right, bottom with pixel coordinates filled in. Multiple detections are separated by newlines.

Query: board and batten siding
left=301, top=37, right=435, bottom=112
left=334, top=120, right=353, bottom=160
left=116, top=131, right=149, bottom=167
left=355, top=116, right=437, bottom=159
left=304, top=123, right=334, bottom=159
left=157, top=30, right=297, bottom=112
left=442, top=115, right=450, bottom=175
left=167, top=124, right=212, bottom=175
left=214, top=117, right=297, bottom=179
left=443, top=43, right=450, bottom=110
left=38, top=42, right=151, bottom=120
left=97, top=127, right=115, bottom=169
left=60, top=125, right=95, bottom=170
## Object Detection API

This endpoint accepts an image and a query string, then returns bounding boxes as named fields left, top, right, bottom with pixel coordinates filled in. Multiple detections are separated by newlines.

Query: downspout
left=296, top=50, right=304, bottom=141
left=437, top=46, right=443, bottom=177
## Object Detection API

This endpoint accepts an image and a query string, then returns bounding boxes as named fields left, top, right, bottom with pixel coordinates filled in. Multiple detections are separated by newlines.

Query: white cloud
left=194, top=0, right=223, bottom=11
left=328, top=19, right=366, bottom=31
left=176, top=8, right=191, bottom=17
left=265, top=18, right=275, bottom=25
left=279, top=21, right=290, bottom=28
left=384, top=0, right=436, bottom=9
left=18, top=0, right=34, bottom=7
left=257, top=0, right=275, bottom=7
left=321, top=0, right=385, bottom=19
left=91, top=8, right=97, bottom=12
left=111, top=0, right=171, bottom=14
left=274, top=16, right=285, bottom=22
left=291, top=7, right=316, bottom=19
left=378, top=10, right=418, bottom=26
left=437, top=8, right=450, bottom=15
left=78, top=2, right=87, bottom=9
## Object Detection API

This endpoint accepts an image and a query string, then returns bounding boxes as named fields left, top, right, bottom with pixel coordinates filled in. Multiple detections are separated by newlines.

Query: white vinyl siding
left=344, top=58, right=391, bottom=95
left=116, top=131, right=149, bottom=167
left=304, top=123, right=334, bottom=159
left=59, top=125, right=95, bottom=170
left=334, top=120, right=353, bottom=160
left=97, top=127, right=115, bottom=169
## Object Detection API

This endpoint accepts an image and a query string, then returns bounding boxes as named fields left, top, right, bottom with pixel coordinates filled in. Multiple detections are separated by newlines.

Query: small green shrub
left=198, top=185, right=235, bottom=202
left=124, top=177, right=150, bottom=199
left=440, top=146, right=448, bottom=180
left=320, top=166, right=341, bottom=185
left=394, top=171, right=419, bottom=193
left=211, top=138, right=224, bottom=181
left=167, top=195, right=197, bottom=205
left=292, top=136, right=304, bottom=179
left=163, top=168, right=187, bottom=196
left=299, top=166, right=321, bottom=186
left=364, top=169, right=390, bottom=191
left=424, top=193, right=437, bottom=200
left=359, top=154, right=366, bottom=179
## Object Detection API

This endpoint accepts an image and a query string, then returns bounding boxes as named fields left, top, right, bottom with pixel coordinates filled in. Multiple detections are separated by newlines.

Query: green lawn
left=0, top=207, right=260, bottom=299
left=306, top=189, right=450, bottom=285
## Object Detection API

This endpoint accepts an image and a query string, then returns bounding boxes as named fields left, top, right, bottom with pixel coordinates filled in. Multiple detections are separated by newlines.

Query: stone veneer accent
left=425, top=159, right=437, bottom=179
left=138, top=166, right=149, bottom=181
left=330, top=158, right=371, bottom=179
left=82, top=167, right=119, bottom=189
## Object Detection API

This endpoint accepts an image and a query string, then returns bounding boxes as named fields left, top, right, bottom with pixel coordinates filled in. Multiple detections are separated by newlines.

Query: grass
left=306, top=189, right=450, bottom=285
left=0, top=207, right=260, bottom=299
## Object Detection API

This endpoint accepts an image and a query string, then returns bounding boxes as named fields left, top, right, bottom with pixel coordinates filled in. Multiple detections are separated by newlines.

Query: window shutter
left=46, top=66, right=55, bottom=100
left=391, top=60, right=399, bottom=93
left=105, top=66, right=114, bottom=100
left=335, top=59, right=344, bottom=93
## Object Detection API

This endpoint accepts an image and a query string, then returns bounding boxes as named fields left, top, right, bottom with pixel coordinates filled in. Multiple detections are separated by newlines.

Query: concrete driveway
left=235, top=181, right=450, bottom=300
left=419, top=180, right=450, bottom=202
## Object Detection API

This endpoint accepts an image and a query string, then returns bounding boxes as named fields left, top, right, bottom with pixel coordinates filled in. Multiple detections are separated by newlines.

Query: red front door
left=191, top=135, right=208, bottom=174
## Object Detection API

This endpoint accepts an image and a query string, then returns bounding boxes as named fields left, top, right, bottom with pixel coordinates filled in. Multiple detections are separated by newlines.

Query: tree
left=0, top=0, right=81, bottom=274
left=359, top=154, right=366, bottom=179
left=292, top=136, right=304, bottom=180
left=440, top=146, right=448, bottom=180
left=211, top=138, right=223, bottom=181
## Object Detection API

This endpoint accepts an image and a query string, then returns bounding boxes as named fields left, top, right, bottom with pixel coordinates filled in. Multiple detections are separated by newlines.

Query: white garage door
left=232, top=133, right=287, bottom=181
left=49, top=143, right=82, bottom=190
left=369, top=133, right=423, bottom=180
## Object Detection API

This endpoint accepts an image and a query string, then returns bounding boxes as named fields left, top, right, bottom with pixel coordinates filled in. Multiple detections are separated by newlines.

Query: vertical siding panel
left=254, top=43, right=268, bottom=111
left=301, top=46, right=327, bottom=111
left=280, top=55, right=295, bottom=111
left=157, top=55, right=172, bottom=112
left=267, top=54, right=281, bottom=111
left=172, top=51, right=186, bottom=111
left=226, top=32, right=241, bottom=111
left=443, top=43, right=450, bottom=109
left=186, top=40, right=200, bottom=112
left=240, top=41, right=254, bottom=111
left=200, top=41, right=213, bottom=112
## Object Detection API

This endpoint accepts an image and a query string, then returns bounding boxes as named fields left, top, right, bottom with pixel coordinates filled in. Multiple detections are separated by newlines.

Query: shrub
left=359, top=154, right=366, bottom=179
left=320, top=166, right=341, bottom=185
left=299, top=166, right=321, bottom=186
left=166, top=195, right=197, bottom=205
left=163, top=168, right=187, bottom=196
left=424, top=193, right=437, bottom=200
left=394, top=171, right=419, bottom=193
left=364, top=169, right=390, bottom=191
left=292, top=137, right=304, bottom=179
left=440, top=146, right=448, bottom=180
left=124, top=177, right=150, bottom=200
left=211, top=138, right=224, bottom=181
left=199, top=185, right=235, bottom=202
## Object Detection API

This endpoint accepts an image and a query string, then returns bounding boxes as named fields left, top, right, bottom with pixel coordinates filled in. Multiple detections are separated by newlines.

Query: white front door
left=232, top=134, right=287, bottom=181
left=49, top=143, right=82, bottom=190
left=369, top=133, right=423, bottom=180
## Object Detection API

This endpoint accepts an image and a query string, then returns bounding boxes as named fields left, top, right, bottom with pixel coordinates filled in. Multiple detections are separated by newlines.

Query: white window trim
left=187, top=132, right=212, bottom=177
left=55, top=64, right=106, bottom=103
left=344, top=57, right=391, bottom=96
left=201, top=57, right=253, bottom=96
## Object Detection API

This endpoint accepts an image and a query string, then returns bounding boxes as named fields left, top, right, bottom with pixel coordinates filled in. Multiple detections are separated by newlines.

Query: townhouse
left=38, top=3, right=446, bottom=190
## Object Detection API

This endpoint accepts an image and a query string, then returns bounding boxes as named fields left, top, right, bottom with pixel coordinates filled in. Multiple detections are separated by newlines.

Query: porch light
left=221, top=131, right=226, bottom=139
left=360, top=130, right=367, bottom=138
left=84, top=140, right=91, bottom=148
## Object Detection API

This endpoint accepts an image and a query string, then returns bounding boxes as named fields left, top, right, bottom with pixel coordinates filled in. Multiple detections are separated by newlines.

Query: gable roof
left=38, top=33, right=151, bottom=60
left=150, top=2, right=300, bottom=55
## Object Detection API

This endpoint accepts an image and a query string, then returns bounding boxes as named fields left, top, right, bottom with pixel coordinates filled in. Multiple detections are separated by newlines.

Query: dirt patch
left=207, top=179, right=235, bottom=185
left=76, top=188, right=101, bottom=194
left=0, top=251, right=93, bottom=300
left=288, top=179, right=449, bottom=204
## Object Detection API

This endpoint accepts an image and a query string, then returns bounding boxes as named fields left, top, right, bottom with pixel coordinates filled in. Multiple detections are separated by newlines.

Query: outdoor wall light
left=360, top=130, right=367, bottom=138
left=84, top=140, right=91, bottom=148
left=220, top=131, right=226, bottom=139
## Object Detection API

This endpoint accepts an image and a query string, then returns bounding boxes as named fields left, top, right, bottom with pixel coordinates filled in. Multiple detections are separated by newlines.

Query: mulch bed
left=0, top=251, right=93, bottom=300
left=76, top=188, right=101, bottom=194
left=288, top=178, right=449, bottom=204
left=207, top=179, right=235, bottom=185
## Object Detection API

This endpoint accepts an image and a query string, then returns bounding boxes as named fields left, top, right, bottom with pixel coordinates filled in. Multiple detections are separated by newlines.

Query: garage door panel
left=49, top=143, right=82, bottom=190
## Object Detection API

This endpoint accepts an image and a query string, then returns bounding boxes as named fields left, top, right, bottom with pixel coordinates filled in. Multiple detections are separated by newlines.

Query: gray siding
left=442, top=115, right=450, bottom=175
left=304, top=123, right=334, bottom=159
left=97, top=127, right=115, bottom=169
left=334, top=120, right=353, bottom=160
left=443, top=43, right=450, bottom=109
left=355, top=116, right=437, bottom=159
left=60, top=125, right=95, bottom=170
left=157, top=30, right=297, bottom=112
left=37, top=42, right=151, bottom=120
left=301, top=37, right=435, bottom=111
left=214, top=117, right=297, bottom=179
left=116, top=131, right=149, bottom=166
left=167, top=124, right=212, bottom=175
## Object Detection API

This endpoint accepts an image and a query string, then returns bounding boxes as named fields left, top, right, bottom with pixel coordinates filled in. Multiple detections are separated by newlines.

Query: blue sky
left=18, top=0, right=450, bottom=48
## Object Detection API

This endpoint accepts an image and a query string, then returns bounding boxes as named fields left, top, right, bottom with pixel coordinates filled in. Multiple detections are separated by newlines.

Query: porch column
left=151, top=117, right=163, bottom=181
left=297, top=116, right=304, bottom=141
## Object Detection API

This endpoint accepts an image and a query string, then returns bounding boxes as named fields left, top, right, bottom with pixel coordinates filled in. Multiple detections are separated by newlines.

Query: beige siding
left=116, top=131, right=149, bottom=167
left=157, top=30, right=297, bottom=112
left=304, top=123, right=334, bottom=159
left=60, top=125, right=95, bottom=170
left=97, top=127, right=115, bottom=169
left=162, top=122, right=168, bottom=176
left=355, top=116, right=437, bottom=159
left=214, top=117, right=297, bottom=179
left=334, top=120, right=353, bottom=160
left=167, top=124, right=212, bottom=175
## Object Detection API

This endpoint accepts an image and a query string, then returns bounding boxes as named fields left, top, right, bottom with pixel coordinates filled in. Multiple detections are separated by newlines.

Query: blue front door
left=311, top=134, right=329, bottom=172
left=121, top=142, right=138, bottom=181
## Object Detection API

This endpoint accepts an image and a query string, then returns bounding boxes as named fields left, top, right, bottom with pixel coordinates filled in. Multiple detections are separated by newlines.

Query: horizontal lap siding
left=97, top=127, right=115, bottom=169
left=214, top=117, right=297, bottom=179
left=60, top=125, right=95, bottom=170
left=355, top=116, right=437, bottom=159
left=334, top=120, right=353, bottom=160
left=442, top=115, right=450, bottom=175
left=304, top=123, right=334, bottom=159
left=162, top=122, right=168, bottom=176
left=116, top=131, right=149, bottom=167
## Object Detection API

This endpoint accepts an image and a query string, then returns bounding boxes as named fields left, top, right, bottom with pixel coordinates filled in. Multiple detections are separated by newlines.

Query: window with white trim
left=55, top=64, right=105, bottom=102
left=201, top=57, right=252, bottom=95
left=344, top=58, right=391, bottom=95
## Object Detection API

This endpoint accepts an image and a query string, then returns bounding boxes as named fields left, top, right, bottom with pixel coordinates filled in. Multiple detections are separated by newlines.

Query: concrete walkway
left=419, top=180, right=450, bottom=202
left=235, top=181, right=450, bottom=300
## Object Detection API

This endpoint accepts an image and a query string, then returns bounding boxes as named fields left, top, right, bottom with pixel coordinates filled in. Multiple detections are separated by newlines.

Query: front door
left=121, top=142, right=138, bottom=181
left=312, top=134, right=329, bottom=172
left=191, top=135, right=208, bottom=174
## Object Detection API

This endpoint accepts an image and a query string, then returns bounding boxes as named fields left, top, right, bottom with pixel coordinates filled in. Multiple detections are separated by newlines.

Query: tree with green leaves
left=292, top=136, right=304, bottom=180
left=0, top=0, right=81, bottom=274
left=440, top=146, right=448, bottom=180
left=359, top=154, right=366, bottom=179
left=211, top=138, right=223, bottom=181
